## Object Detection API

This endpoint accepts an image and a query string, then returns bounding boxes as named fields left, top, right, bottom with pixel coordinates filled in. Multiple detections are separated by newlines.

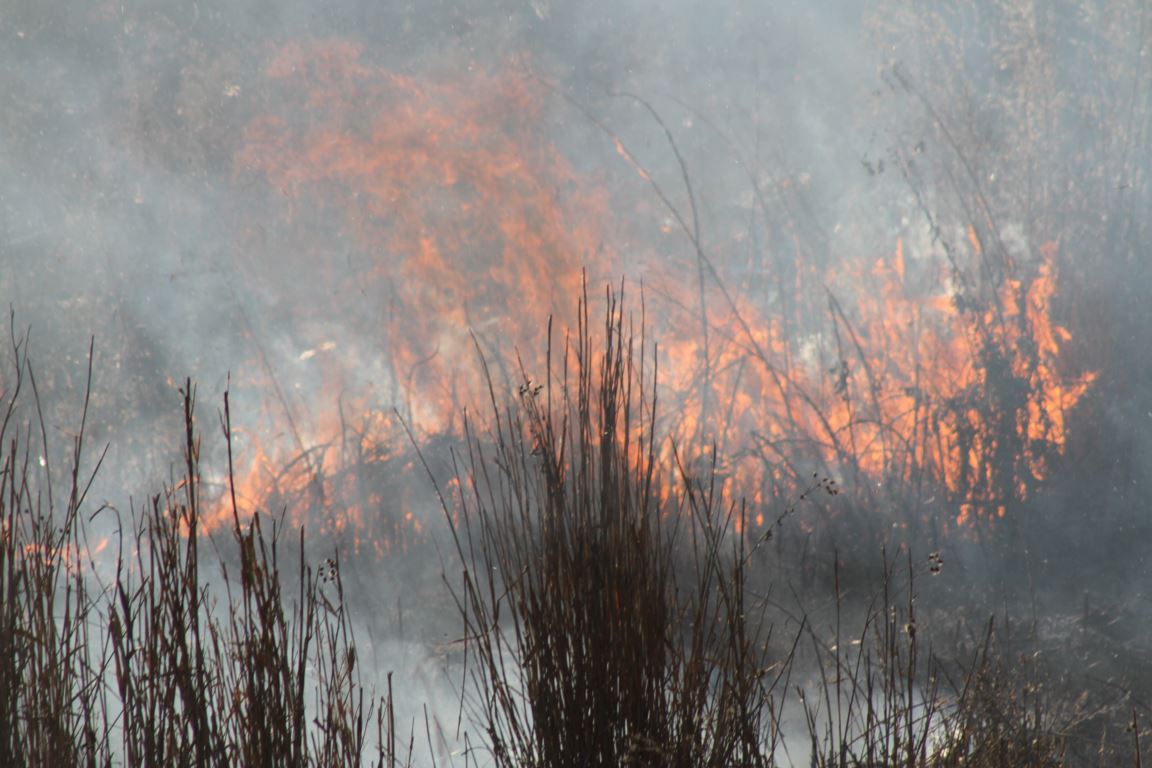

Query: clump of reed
left=430, top=283, right=787, bottom=767
left=0, top=334, right=109, bottom=766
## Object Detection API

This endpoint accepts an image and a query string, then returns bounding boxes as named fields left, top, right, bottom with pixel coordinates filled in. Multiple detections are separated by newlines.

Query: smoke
left=3, top=0, right=1150, bottom=762
left=0, top=0, right=877, bottom=444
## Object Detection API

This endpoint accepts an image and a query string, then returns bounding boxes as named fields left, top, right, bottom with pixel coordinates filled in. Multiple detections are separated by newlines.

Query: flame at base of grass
left=661, top=234, right=1095, bottom=536
left=213, top=404, right=429, bottom=557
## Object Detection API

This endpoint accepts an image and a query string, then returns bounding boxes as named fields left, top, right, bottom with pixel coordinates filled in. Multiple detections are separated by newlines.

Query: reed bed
left=0, top=297, right=1142, bottom=766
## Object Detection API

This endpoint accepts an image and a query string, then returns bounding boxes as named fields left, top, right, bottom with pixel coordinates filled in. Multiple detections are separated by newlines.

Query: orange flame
left=218, top=42, right=616, bottom=541
left=651, top=231, right=1094, bottom=535
left=213, top=39, right=1094, bottom=548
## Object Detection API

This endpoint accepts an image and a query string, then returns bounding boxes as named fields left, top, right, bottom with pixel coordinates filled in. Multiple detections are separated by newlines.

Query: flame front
left=214, top=40, right=1094, bottom=549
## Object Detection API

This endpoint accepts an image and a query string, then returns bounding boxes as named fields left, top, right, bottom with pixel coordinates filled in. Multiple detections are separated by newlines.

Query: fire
left=235, top=40, right=609, bottom=429
left=650, top=230, right=1094, bottom=536
left=218, top=41, right=614, bottom=542
left=211, top=38, right=1093, bottom=549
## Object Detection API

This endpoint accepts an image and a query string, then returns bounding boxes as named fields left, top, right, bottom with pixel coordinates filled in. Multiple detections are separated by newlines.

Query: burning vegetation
left=209, top=37, right=1098, bottom=558
left=2, top=0, right=1151, bottom=765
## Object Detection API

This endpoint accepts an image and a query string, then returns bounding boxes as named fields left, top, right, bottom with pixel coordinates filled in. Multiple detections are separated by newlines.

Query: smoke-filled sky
left=2, top=0, right=1150, bottom=587
left=0, top=1, right=871, bottom=470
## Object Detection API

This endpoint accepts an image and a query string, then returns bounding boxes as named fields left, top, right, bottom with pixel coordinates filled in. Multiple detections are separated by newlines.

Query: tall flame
left=220, top=41, right=614, bottom=541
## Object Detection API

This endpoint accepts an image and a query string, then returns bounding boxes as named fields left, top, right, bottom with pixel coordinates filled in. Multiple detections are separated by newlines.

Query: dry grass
left=0, top=325, right=403, bottom=767
left=424, top=281, right=786, bottom=767
left=794, top=551, right=1094, bottom=768
left=0, top=299, right=1143, bottom=767
left=423, top=284, right=1142, bottom=768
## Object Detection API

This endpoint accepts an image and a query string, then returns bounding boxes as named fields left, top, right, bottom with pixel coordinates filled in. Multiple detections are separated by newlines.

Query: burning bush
left=213, top=35, right=1100, bottom=564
